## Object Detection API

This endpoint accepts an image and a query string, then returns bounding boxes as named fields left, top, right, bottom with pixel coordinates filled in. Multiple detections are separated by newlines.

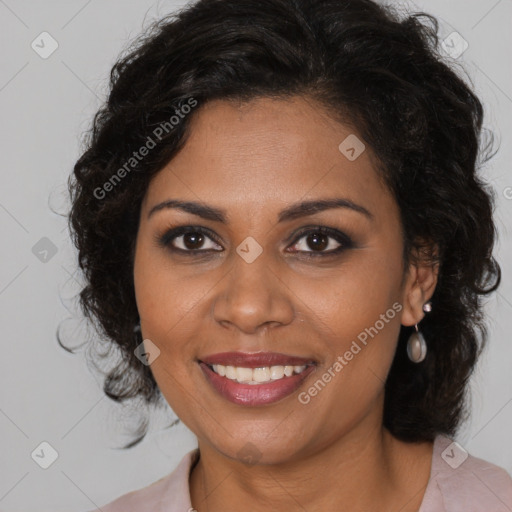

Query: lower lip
left=199, top=362, right=316, bottom=406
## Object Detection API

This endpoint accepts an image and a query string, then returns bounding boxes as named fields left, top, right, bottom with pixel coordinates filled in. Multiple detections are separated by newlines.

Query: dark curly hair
left=63, top=0, right=501, bottom=449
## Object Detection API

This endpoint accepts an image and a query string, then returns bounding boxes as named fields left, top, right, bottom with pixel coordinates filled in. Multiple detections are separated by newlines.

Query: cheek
left=300, top=252, right=402, bottom=332
left=133, top=245, right=202, bottom=419
left=297, top=254, right=403, bottom=397
left=134, top=242, right=205, bottom=337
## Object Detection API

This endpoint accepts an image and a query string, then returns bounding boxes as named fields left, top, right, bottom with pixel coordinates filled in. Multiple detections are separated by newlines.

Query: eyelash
left=155, top=225, right=354, bottom=258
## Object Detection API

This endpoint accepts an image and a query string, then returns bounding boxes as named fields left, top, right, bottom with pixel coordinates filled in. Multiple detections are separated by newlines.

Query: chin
left=204, top=428, right=310, bottom=466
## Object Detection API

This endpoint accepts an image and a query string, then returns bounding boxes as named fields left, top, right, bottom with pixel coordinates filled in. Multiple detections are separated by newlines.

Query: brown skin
left=133, top=96, right=439, bottom=512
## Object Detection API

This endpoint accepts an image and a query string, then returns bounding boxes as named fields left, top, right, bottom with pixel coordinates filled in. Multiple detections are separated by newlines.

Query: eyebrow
left=147, top=197, right=373, bottom=223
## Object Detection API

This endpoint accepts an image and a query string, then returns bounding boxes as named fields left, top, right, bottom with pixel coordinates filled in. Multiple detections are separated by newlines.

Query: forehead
left=142, top=96, right=394, bottom=223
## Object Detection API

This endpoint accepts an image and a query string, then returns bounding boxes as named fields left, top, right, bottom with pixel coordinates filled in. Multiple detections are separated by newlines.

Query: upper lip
left=199, top=351, right=316, bottom=368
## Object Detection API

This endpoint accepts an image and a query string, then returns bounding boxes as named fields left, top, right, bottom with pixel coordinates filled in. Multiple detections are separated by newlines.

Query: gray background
left=0, top=0, right=511, bottom=510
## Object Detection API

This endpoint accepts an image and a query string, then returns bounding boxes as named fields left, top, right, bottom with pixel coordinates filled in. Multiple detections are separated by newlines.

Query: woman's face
left=134, top=96, right=422, bottom=464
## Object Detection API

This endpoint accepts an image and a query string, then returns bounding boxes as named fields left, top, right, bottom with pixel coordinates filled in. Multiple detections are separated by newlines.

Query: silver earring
left=133, top=323, right=141, bottom=333
left=407, top=301, right=432, bottom=363
left=407, top=324, right=427, bottom=363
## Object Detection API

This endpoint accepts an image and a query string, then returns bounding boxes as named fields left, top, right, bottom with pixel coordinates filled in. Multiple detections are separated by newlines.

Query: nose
left=212, top=251, right=295, bottom=335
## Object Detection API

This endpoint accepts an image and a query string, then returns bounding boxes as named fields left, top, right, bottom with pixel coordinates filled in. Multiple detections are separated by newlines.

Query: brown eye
left=157, top=226, right=223, bottom=254
left=181, top=232, right=206, bottom=250
left=293, top=227, right=351, bottom=256
left=287, top=227, right=351, bottom=256
left=304, top=232, right=330, bottom=252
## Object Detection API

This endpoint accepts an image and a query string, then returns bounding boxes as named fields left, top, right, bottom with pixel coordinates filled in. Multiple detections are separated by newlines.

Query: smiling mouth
left=198, top=360, right=317, bottom=406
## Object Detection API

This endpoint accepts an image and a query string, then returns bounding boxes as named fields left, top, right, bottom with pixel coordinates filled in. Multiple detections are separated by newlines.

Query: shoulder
left=87, top=448, right=198, bottom=512
left=421, top=435, right=512, bottom=512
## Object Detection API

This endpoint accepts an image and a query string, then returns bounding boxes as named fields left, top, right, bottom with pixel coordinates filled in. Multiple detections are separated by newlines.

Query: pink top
left=91, top=435, right=512, bottom=511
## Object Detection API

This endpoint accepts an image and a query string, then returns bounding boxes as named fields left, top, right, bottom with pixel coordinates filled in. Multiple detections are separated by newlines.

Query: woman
left=66, top=0, right=512, bottom=510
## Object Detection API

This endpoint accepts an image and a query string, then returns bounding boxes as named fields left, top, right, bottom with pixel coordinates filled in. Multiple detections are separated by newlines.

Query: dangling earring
left=407, top=325, right=427, bottom=363
left=406, top=301, right=432, bottom=363
left=133, top=323, right=141, bottom=333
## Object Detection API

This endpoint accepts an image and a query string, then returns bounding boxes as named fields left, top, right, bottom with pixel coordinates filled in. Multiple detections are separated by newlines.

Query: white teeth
left=253, top=367, right=270, bottom=382
left=270, top=365, right=284, bottom=380
left=284, top=365, right=294, bottom=377
left=213, top=364, right=225, bottom=377
left=225, top=365, right=237, bottom=380
left=209, top=363, right=309, bottom=384
left=236, top=366, right=253, bottom=383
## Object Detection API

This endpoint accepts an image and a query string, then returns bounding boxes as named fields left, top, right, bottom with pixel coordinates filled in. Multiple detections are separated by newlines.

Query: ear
left=400, top=243, right=439, bottom=327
